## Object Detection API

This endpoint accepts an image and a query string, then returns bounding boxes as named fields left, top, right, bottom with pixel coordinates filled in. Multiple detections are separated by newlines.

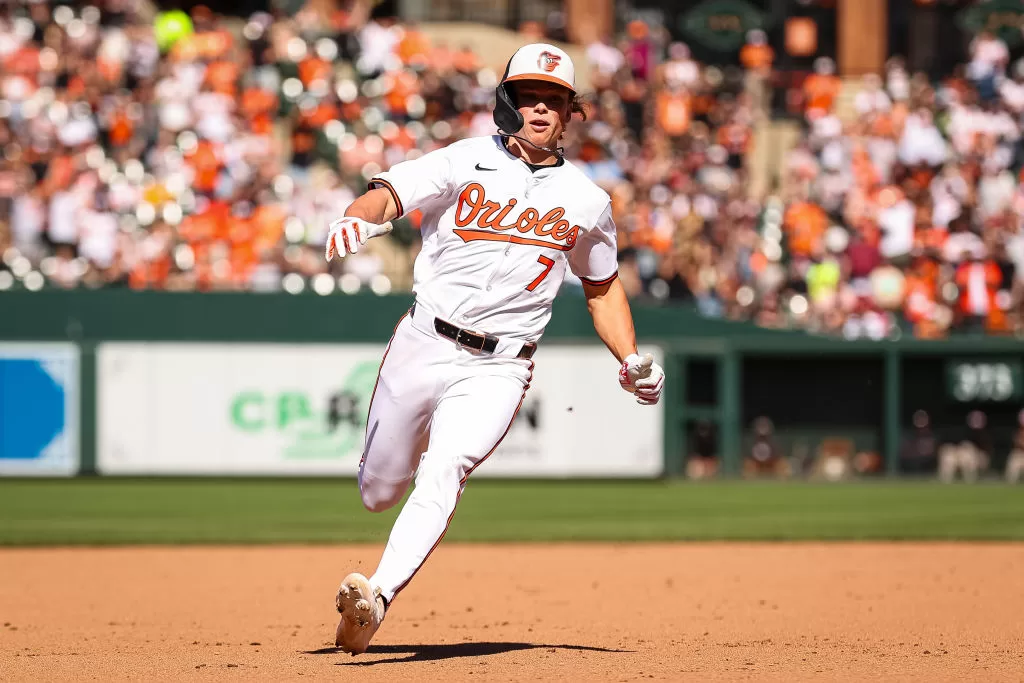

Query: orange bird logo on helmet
left=537, top=51, right=561, bottom=73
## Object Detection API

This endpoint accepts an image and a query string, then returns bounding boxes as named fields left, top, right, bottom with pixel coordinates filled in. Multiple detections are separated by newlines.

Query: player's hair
left=571, top=94, right=589, bottom=121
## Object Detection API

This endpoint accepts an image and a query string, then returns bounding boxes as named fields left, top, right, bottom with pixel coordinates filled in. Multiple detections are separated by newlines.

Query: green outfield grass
left=0, top=479, right=1022, bottom=545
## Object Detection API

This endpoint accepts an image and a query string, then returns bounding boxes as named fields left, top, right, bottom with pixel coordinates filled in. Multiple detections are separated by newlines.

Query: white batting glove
left=618, top=352, right=665, bottom=406
left=325, top=218, right=393, bottom=260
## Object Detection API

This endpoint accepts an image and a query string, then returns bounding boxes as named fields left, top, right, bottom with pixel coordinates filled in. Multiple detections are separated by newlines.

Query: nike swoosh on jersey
left=474, top=163, right=497, bottom=171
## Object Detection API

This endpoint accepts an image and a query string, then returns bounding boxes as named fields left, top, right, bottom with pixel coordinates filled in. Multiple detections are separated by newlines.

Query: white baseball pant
left=358, top=303, right=533, bottom=603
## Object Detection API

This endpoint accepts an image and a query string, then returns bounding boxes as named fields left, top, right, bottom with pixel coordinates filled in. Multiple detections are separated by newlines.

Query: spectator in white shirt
left=809, top=111, right=843, bottom=150
left=356, top=16, right=400, bottom=76
left=982, top=99, right=1020, bottom=143
left=976, top=163, right=1016, bottom=220
left=968, top=31, right=1009, bottom=101
left=999, top=60, right=1024, bottom=113
left=1006, top=230, right=1024, bottom=324
left=943, top=216, right=986, bottom=264
left=855, top=74, right=892, bottom=116
left=947, top=102, right=982, bottom=156
left=899, top=108, right=948, bottom=167
left=662, top=42, right=700, bottom=90
left=867, top=132, right=898, bottom=184
left=586, top=35, right=625, bottom=79
left=878, top=188, right=915, bottom=263
left=78, top=192, right=119, bottom=270
left=11, top=186, right=46, bottom=257
left=885, top=56, right=911, bottom=102
left=192, top=85, right=236, bottom=144
left=47, top=188, right=81, bottom=248
left=930, top=165, right=970, bottom=229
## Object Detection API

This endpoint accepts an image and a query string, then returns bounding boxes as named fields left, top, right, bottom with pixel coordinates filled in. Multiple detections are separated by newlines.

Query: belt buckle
left=456, top=328, right=486, bottom=351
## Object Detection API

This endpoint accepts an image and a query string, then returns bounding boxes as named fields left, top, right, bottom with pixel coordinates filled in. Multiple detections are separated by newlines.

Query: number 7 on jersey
left=526, top=255, right=556, bottom=291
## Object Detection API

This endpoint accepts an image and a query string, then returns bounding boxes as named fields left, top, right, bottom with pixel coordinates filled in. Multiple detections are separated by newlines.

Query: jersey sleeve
left=567, top=203, right=619, bottom=286
left=367, top=146, right=455, bottom=218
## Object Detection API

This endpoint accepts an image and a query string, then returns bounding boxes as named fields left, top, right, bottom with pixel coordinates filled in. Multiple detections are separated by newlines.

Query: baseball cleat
left=334, top=572, right=385, bottom=655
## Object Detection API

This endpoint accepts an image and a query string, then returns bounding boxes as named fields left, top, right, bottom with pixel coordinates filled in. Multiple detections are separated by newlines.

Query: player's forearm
left=583, top=277, right=638, bottom=364
left=345, top=187, right=399, bottom=224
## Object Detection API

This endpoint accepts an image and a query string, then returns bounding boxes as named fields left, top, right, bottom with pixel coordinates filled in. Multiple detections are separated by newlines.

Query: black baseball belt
left=411, top=303, right=536, bottom=359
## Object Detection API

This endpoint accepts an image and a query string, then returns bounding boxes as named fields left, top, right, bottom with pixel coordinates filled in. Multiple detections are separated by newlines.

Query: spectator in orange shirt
left=428, top=41, right=455, bottom=74
left=453, top=45, right=479, bottom=74
left=903, top=254, right=939, bottom=328
left=955, top=252, right=1002, bottom=332
left=298, top=54, right=332, bottom=88
left=385, top=69, right=419, bottom=117
left=803, top=57, right=841, bottom=120
left=396, top=23, right=431, bottom=69
left=740, top=30, right=774, bottom=75
left=784, top=199, right=828, bottom=258
left=655, top=85, right=691, bottom=138
left=241, top=86, right=278, bottom=135
left=185, top=139, right=223, bottom=197
left=205, top=59, right=240, bottom=97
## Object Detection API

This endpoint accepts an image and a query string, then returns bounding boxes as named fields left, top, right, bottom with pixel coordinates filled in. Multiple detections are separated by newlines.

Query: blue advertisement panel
left=0, top=344, right=79, bottom=476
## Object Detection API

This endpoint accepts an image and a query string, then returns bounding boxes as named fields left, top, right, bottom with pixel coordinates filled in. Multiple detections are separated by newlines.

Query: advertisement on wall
left=0, top=344, right=79, bottom=476
left=97, top=342, right=663, bottom=477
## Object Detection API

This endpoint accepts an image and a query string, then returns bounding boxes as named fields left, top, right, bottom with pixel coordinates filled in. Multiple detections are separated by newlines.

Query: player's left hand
left=618, top=353, right=665, bottom=405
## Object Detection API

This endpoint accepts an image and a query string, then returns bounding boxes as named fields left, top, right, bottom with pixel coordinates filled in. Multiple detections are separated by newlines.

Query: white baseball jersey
left=369, top=134, right=619, bottom=341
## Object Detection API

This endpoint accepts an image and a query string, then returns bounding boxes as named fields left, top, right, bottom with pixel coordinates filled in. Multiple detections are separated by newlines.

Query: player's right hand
left=325, top=218, right=393, bottom=260
left=325, top=217, right=368, bottom=260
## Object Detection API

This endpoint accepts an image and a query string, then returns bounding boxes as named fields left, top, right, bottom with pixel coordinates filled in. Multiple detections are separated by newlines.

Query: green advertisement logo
left=681, top=0, right=766, bottom=52
left=229, top=360, right=380, bottom=460
left=959, top=0, right=1024, bottom=48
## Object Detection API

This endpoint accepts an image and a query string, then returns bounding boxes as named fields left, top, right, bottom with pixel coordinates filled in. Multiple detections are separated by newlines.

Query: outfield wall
left=94, top=342, right=662, bottom=477
left=2, top=290, right=1022, bottom=477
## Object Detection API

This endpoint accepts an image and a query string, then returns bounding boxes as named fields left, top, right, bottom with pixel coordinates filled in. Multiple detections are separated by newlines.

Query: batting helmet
left=493, top=43, right=576, bottom=135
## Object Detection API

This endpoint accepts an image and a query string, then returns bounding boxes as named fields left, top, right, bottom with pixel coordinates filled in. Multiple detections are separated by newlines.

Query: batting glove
left=618, top=352, right=665, bottom=406
left=325, top=218, right=393, bottom=260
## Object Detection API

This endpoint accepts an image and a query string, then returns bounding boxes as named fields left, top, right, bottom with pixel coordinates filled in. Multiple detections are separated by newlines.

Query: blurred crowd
left=0, top=0, right=492, bottom=295
left=1, top=2, right=1024, bottom=338
left=587, top=24, right=1024, bottom=341
left=759, top=31, right=1024, bottom=340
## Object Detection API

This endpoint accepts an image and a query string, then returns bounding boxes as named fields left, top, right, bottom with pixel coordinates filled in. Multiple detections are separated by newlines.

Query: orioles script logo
left=538, top=51, right=561, bottom=73
left=454, top=182, right=581, bottom=251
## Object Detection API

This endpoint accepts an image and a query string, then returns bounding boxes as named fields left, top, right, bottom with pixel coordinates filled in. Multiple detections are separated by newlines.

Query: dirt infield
left=1, top=543, right=1022, bottom=682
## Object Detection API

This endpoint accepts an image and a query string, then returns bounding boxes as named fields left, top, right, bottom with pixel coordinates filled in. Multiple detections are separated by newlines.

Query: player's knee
left=414, top=453, right=471, bottom=491
left=360, top=486, right=400, bottom=513
left=359, top=477, right=405, bottom=513
left=362, top=498, right=391, bottom=513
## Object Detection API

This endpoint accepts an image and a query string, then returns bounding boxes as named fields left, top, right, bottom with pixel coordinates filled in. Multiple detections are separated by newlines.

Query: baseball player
left=325, top=43, right=665, bottom=655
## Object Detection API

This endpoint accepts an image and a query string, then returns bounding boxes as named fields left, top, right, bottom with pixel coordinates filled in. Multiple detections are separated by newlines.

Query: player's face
left=512, top=81, right=572, bottom=149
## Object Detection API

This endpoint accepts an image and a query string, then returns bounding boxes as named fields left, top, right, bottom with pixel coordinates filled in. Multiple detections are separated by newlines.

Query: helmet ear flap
left=493, top=82, right=523, bottom=134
